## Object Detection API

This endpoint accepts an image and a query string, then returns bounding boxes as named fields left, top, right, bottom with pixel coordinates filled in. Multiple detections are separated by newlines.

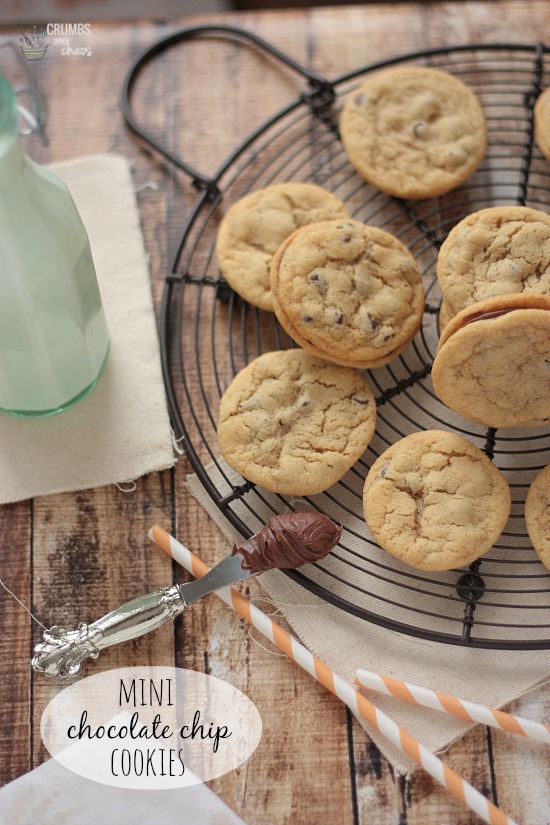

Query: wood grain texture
left=1, top=4, right=550, bottom=824
left=0, top=501, right=31, bottom=783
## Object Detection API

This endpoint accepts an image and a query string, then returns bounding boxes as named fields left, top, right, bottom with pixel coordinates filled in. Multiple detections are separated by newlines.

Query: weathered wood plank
left=0, top=501, right=32, bottom=784
left=351, top=705, right=495, bottom=824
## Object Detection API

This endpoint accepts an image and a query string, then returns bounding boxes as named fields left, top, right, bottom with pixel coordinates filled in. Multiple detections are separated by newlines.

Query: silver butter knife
left=31, top=553, right=250, bottom=680
left=32, top=512, right=341, bottom=680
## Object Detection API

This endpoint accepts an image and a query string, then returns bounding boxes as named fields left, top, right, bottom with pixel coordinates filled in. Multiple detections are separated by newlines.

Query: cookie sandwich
left=432, top=294, right=550, bottom=428
left=270, top=219, right=424, bottom=369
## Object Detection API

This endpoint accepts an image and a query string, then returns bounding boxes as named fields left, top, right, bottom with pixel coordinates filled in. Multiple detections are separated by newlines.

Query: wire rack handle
left=120, top=23, right=336, bottom=198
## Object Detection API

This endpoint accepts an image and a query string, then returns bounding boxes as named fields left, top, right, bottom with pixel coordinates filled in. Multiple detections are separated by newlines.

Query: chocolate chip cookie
left=363, top=430, right=511, bottom=571
left=215, top=182, right=349, bottom=312
left=437, top=206, right=550, bottom=319
left=339, top=66, right=486, bottom=199
left=270, top=219, right=424, bottom=368
left=217, top=349, right=376, bottom=495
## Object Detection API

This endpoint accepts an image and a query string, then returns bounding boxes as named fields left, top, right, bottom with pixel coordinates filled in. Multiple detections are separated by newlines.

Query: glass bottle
left=0, top=73, right=110, bottom=417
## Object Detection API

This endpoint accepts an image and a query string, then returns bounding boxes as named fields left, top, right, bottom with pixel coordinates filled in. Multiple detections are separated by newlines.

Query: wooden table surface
left=2, top=3, right=550, bottom=823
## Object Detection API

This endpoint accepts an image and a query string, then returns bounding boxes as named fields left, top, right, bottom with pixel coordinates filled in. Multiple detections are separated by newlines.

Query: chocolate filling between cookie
left=462, top=308, right=515, bottom=326
left=443, top=304, right=550, bottom=341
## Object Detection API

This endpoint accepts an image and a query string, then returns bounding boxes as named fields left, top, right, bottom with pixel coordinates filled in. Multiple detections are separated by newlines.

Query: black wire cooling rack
left=122, top=26, right=550, bottom=650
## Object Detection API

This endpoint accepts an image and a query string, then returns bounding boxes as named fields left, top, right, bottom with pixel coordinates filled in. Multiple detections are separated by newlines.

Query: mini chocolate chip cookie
left=215, top=182, right=349, bottom=312
left=525, top=464, right=550, bottom=570
left=363, top=430, right=511, bottom=571
left=217, top=349, right=376, bottom=495
left=437, top=206, right=550, bottom=319
left=431, top=294, right=550, bottom=429
left=339, top=66, right=486, bottom=199
left=270, top=219, right=424, bottom=368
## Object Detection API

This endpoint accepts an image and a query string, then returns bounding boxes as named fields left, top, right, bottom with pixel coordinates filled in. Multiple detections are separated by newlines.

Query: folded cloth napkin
left=0, top=756, right=246, bottom=825
left=0, top=154, right=175, bottom=503
left=187, top=459, right=550, bottom=775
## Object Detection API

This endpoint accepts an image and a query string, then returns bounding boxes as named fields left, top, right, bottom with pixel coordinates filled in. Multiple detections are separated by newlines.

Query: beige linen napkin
left=0, top=154, right=175, bottom=503
left=187, top=458, right=550, bottom=775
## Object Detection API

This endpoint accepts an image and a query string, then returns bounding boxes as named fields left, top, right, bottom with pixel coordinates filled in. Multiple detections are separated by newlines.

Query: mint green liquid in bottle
left=0, top=73, right=110, bottom=416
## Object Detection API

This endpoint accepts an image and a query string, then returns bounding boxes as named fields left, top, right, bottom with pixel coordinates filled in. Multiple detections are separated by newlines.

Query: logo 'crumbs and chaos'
left=19, top=24, right=93, bottom=60
left=19, top=26, right=49, bottom=61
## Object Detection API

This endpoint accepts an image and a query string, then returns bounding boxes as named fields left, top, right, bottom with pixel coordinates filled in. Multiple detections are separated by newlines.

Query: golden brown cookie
left=363, top=430, right=511, bottom=571
left=535, top=87, right=550, bottom=162
left=270, top=219, right=424, bottom=368
left=525, top=464, right=550, bottom=570
left=437, top=206, right=550, bottom=317
left=438, top=299, right=452, bottom=334
left=432, top=294, right=550, bottom=429
left=215, top=183, right=349, bottom=312
left=339, top=66, right=486, bottom=199
left=217, top=349, right=376, bottom=495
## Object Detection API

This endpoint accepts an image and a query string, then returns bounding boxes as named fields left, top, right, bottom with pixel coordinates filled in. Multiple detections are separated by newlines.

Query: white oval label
left=40, top=666, right=262, bottom=789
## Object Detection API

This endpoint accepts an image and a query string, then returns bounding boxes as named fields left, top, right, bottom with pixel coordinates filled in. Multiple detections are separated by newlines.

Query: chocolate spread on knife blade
left=232, top=512, right=342, bottom=574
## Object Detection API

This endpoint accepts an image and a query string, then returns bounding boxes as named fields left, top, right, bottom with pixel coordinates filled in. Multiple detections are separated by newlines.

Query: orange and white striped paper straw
left=356, top=668, right=550, bottom=744
left=149, top=524, right=517, bottom=825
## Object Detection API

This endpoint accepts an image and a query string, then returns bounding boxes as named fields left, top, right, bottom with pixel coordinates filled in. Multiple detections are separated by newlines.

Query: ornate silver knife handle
left=32, top=585, right=184, bottom=680
left=31, top=554, right=251, bottom=680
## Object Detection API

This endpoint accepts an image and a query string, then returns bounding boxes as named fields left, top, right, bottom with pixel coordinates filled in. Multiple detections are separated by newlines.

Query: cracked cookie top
left=217, top=349, right=376, bottom=495
left=432, top=294, right=550, bottom=429
left=363, top=430, right=511, bottom=571
left=339, top=66, right=486, bottom=199
left=215, top=182, right=349, bottom=312
left=270, top=219, right=424, bottom=368
left=437, top=206, right=550, bottom=318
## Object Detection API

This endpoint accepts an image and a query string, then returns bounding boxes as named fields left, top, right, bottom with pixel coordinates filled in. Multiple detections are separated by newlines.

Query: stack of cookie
left=432, top=206, right=550, bottom=429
